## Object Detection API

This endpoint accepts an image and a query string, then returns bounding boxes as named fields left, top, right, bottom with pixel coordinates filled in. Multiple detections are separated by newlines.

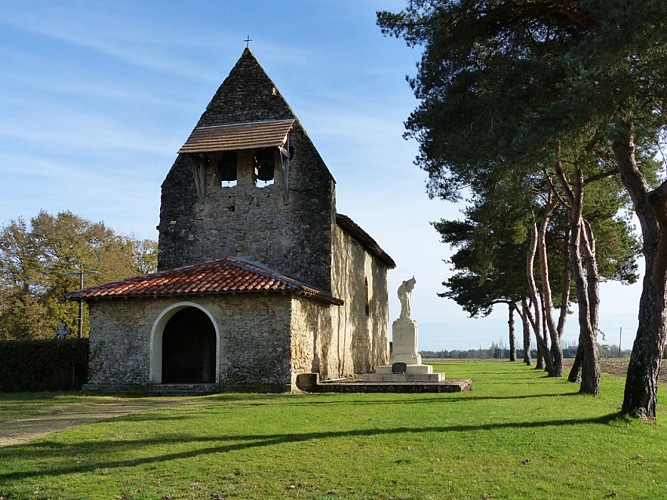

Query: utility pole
left=618, top=327, right=623, bottom=358
left=64, top=270, right=97, bottom=338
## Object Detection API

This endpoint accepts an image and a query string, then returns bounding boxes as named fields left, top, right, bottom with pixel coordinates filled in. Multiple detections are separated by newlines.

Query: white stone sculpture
left=397, top=276, right=416, bottom=319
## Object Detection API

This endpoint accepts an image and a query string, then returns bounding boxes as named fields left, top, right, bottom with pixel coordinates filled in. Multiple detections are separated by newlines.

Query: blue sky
left=0, top=1, right=641, bottom=351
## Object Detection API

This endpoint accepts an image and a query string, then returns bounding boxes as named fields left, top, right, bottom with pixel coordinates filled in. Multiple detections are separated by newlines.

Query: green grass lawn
left=1, top=361, right=666, bottom=499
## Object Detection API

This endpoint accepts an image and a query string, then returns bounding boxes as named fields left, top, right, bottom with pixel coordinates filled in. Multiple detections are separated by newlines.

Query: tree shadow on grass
left=223, top=391, right=581, bottom=410
left=0, top=412, right=623, bottom=483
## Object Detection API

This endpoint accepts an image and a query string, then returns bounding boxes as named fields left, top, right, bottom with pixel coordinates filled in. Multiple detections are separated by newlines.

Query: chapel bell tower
left=157, top=49, right=336, bottom=292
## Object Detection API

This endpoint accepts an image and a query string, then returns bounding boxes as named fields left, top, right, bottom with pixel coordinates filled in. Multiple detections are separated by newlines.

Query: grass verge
left=0, top=361, right=666, bottom=499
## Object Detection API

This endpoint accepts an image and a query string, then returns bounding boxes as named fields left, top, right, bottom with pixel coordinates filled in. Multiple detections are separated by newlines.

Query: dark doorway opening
left=162, top=308, right=216, bottom=383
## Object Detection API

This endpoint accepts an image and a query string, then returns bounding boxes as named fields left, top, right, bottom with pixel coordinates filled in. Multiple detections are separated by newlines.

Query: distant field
left=426, top=357, right=667, bottom=382
left=574, top=357, right=667, bottom=382
left=1, top=361, right=666, bottom=499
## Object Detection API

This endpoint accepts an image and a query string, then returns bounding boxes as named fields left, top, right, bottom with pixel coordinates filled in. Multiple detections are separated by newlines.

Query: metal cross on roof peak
left=244, top=36, right=252, bottom=48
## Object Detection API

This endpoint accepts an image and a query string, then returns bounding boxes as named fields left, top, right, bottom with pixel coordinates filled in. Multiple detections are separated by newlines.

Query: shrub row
left=0, top=339, right=88, bottom=392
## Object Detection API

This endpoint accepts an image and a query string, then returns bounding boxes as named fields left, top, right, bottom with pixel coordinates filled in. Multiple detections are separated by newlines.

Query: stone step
left=149, top=384, right=218, bottom=395
left=362, top=373, right=444, bottom=383
left=296, top=373, right=472, bottom=393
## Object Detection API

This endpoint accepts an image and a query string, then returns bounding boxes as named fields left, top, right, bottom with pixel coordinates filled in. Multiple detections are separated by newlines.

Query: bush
left=0, top=339, right=88, bottom=392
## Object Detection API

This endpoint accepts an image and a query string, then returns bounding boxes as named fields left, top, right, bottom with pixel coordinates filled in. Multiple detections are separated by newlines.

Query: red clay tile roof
left=66, top=257, right=343, bottom=305
left=178, top=119, right=294, bottom=154
left=336, top=214, right=396, bottom=269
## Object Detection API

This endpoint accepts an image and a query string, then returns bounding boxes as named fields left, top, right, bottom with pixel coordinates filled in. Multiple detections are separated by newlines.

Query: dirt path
left=0, top=397, right=195, bottom=447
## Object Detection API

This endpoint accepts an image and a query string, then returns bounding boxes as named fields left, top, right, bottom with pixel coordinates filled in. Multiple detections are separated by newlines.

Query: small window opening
left=253, top=148, right=275, bottom=187
left=364, top=278, right=370, bottom=316
left=218, top=151, right=238, bottom=187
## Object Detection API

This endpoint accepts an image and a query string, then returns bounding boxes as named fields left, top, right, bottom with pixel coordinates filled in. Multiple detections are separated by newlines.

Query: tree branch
left=584, top=168, right=618, bottom=186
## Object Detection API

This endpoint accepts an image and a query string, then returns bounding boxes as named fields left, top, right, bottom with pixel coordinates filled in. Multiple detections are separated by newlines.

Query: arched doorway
left=162, top=307, right=216, bottom=383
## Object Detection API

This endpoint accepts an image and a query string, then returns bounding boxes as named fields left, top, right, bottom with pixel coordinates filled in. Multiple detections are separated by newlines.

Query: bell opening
left=253, top=148, right=275, bottom=187
left=218, top=151, right=238, bottom=187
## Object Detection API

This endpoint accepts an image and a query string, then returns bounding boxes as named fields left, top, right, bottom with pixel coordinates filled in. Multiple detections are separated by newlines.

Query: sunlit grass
left=1, top=361, right=666, bottom=499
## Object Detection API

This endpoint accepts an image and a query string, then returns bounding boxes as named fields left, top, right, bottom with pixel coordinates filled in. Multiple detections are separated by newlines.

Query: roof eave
left=72, top=289, right=343, bottom=306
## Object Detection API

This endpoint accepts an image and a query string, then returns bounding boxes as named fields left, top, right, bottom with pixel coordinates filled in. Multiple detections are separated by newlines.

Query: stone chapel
left=69, top=49, right=396, bottom=393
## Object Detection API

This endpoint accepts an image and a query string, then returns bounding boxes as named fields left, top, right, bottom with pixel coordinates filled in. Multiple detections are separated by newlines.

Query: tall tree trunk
left=554, top=160, right=601, bottom=394
left=526, top=221, right=552, bottom=373
left=520, top=299, right=532, bottom=365
left=569, top=168, right=600, bottom=394
left=557, top=227, right=572, bottom=336
left=535, top=345, right=544, bottom=370
left=580, top=218, right=602, bottom=393
left=508, top=302, right=517, bottom=361
left=537, top=199, right=564, bottom=376
left=523, top=297, right=545, bottom=369
left=582, top=220, right=600, bottom=336
left=614, top=136, right=667, bottom=420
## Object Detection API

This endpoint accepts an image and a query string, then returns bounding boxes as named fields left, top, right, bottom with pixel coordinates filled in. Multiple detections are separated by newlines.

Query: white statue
left=397, top=276, right=416, bottom=319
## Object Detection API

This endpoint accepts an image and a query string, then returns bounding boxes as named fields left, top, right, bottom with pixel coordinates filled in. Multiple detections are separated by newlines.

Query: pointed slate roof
left=66, top=257, right=343, bottom=305
left=197, top=48, right=296, bottom=127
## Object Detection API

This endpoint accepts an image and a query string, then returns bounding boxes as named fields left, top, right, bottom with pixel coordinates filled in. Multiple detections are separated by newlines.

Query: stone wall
left=290, top=296, right=335, bottom=381
left=158, top=123, right=335, bottom=291
left=215, top=295, right=292, bottom=390
left=87, top=299, right=160, bottom=386
left=329, top=225, right=391, bottom=377
left=87, top=294, right=305, bottom=391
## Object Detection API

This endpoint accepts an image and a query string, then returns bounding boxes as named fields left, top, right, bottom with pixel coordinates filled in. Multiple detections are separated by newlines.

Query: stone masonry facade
left=88, top=295, right=297, bottom=392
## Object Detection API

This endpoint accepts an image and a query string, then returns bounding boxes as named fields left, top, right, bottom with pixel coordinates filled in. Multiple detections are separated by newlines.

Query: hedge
left=0, top=339, right=88, bottom=392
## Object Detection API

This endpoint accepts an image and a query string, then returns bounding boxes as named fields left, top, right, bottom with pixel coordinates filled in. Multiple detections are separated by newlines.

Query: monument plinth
left=391, top=317, right=421, bottom=365
left=363, top=277, right=444, bottom=383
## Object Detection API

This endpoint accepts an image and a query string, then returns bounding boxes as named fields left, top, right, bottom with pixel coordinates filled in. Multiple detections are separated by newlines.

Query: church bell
left=217, top=151, right=238, bottom=182
left=253, top=148, right=275, bottom=182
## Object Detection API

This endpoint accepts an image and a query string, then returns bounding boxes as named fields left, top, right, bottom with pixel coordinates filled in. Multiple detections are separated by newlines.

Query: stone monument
left=393, top=276, right=421, bottom=365
left=363, top=277, right=444, bottom=382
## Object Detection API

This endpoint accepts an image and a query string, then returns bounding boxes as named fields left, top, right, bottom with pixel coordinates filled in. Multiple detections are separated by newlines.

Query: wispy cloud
left=0, top=151, right=157, bottom=187
left=0, top=103, right=180, bottom=157
left=0, top=69, right=194, bottom=110
left=0, top=4, right=234, bottom=81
